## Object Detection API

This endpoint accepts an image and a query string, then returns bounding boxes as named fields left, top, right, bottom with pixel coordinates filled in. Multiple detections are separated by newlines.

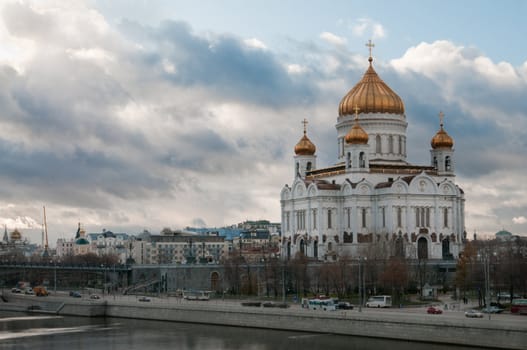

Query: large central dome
left=339, top=57, right=405, bottom=116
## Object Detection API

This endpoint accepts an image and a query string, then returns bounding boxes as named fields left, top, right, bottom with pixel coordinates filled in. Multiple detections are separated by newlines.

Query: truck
left=33, top=286, right=49, bottom=296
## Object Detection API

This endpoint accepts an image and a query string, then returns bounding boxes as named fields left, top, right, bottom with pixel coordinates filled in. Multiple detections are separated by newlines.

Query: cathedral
left=280, top=45, right=466, bottom=262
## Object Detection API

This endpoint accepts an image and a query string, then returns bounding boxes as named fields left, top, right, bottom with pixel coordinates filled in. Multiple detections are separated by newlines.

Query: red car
left=427, top=306, right=443, bottom=314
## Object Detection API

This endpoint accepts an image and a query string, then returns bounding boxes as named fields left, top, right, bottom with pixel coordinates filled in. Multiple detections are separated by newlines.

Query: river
left=0, top=312, right=484, bottom=350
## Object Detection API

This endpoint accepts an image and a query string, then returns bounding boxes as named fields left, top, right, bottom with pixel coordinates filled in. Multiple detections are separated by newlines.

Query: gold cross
left=439, top=111, right=444, bottom=128
left=365, top=39, right=375, bottom=58
left=353, top=105, right=360, bottom=121
left=302, top=118, right=308, bottom=134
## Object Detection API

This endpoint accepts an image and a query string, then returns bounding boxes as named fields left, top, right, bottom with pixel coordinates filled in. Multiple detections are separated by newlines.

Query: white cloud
left=243, top=38, right=267, bottom=50
left=350, top=18, right=386, bottom=39
left=513, top=216, right=527, bottom=224
left=286, top=63, right=309, bottom=74
left=319, top=31, right=346, bottom=46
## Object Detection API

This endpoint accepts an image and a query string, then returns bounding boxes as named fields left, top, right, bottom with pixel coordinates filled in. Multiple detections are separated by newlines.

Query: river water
left=0, top=312, right=480, bottom=350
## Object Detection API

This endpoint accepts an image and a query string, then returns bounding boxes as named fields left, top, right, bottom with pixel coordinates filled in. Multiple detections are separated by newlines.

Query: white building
left=280, top=52, right=465, bottom=262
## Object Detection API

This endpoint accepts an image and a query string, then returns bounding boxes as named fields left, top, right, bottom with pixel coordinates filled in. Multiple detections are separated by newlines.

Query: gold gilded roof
left=339, top=57, right=405, bottom=116
left=431, top=111, right=453, bottom=149
left=294, top=118, right=316, bottom=155
left=345, top=106, right=369, bottom=144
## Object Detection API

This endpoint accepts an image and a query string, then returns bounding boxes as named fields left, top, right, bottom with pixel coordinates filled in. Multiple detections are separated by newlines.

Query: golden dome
left=345, top=107, right=369, bottom=144
left=10, top=229, right=21, bottom=241
left=431, top=111, right=454, bottom=149
left=339, top=57, right=405, bottom=116
left=294, top=119, right=316, bottom=155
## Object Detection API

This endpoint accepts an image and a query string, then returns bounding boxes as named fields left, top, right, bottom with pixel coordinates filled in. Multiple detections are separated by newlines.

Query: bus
left=511, top=299, right=527, bottom=315
left=183, top=290, right=211, bottom=301
left=307, top=298, right=336, bottom=311
left=365, top=295, right=392, bottom=308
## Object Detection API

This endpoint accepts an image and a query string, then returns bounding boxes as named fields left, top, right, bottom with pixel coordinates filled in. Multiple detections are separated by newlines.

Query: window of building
left=327, top=209, right=332, bottom=229
left=347, top=208, right=351, bottom=228
left=415, top=207, right=430, bottom=228
left=312, top=209, right=317, bottom=229
left=376, top=134, right=381, bottom=153
left=389, top=135, right=394, bottom=154
left=397, top=207, right=402, bottom=228
left=443, top=207, right=449, bottom=228
left=382, top=207, right=386, bottom=227
left=445, top=156, right=451, bottom=171
left=361, top=208, right=367, bottom=228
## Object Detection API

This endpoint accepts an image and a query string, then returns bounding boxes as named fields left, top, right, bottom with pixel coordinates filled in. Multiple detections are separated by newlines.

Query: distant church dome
left=495, top=229, right=512, bottom=240
left=339, top=56, right=405, bottom=116
left=431, top=112, right=454, bottom=149
left=75, top=237, right=90, bottom=245
left=294, top=120, right=316, bottom=155
left=10, top=229, right=22, bottom=241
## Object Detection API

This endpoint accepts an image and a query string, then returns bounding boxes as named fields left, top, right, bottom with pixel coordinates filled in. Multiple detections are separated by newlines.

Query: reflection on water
left=0, top=312, right=476, bottom=350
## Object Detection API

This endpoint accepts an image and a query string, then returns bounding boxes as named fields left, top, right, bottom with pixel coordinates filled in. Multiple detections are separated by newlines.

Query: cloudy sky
left=0, top=0, right=526, bottom=245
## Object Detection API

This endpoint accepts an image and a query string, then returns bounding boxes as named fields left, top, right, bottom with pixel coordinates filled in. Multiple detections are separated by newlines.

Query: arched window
left=306, top=162, right=312, bottom=171
left=361, top=208, right=367, bottom=228
left=445, top=156, right=451, bottom=171
left=395, top=237, right=404, bottom=257
left=376, top=135, right=382, bottom=153
left=300, top=239, right=305, bottom=255
left=327, top=209, right=332, bottom=229
left=347, top=152, right=351, bottom=168
left=433, top=157, right=438, bottom=169
left=398, top=136, right=402, bottom=155
left=388, top=135, right=394, bottom=154
left=418, top=237, right=428, bottom=259
left=210, top=271, right=220, bottom=291
left=442, top=238, right=450, bottom=258
left=296, top=162, right=299, bottom=175
left=287, top=241, right=291, bottom=260
left=359, top=152, right=366, bottom=168
left=313, top=240, right=318, bottom=258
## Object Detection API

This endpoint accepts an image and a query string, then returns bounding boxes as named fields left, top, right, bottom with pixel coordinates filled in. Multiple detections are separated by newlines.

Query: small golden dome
left=345, top=106, right=369, bottom=144
left=294, top=119, right=316, bottom=155
left=10, top=229, right=22, bottom=241
left=345, top=124, right=369, bottom=144
left=431, top=111, right=454, bottom=149
left=339, top=57, right=405, bottom=116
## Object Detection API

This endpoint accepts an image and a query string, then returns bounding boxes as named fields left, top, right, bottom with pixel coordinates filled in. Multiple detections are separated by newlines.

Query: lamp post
left=478, top=249, right=493, bottom=320
left=358, top=257, right=366, bottom=312
left=54, top=261, right=57, bottom=294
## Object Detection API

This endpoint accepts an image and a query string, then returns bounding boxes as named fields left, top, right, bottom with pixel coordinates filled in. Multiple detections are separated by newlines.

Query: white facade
left=281, top=57, right=465, bottom=262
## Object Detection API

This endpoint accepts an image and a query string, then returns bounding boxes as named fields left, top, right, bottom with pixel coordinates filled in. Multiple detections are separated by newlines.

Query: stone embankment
left=2, top=294, right=526, bottom=350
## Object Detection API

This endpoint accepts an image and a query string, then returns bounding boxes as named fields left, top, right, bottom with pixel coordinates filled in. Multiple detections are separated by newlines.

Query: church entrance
left=417, top=237, right=428, bottom=259
left=442, top=238, right=452, bottom=259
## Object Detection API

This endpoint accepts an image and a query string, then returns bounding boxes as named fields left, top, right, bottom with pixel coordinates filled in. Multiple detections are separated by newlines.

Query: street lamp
left=358, top=257, right=366, bottom=312
left=478, top=249, right=494, bottom=320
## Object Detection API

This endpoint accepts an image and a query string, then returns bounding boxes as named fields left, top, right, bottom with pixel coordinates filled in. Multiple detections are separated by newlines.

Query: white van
left=366, top=295, right=392, bottom=308
left=308, top=298, right=337, bottom=311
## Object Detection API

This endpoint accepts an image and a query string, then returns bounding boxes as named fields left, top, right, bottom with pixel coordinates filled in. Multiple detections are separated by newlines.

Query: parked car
left=24, top=288, right=34, bottom=295
left=70, top=291, right=81, bottom=298
left=138, top=296, right=151, bottom=302
left=337, top=302, right=354, bottom=310
left=89, top=294, right=101, bottom=300
left=482, top=306, right=504, bottom=314
left=465, top=309, right=483, bottom=318
left=427, top=306, right=443, bottom=314
left=11, top=288, right=22, bottom=293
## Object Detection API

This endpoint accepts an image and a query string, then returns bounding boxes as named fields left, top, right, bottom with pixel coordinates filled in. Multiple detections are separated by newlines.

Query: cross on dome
left=439, top=111, right=445, bottom=128
left=366, top=39, right=375, bottom=63
left=302, top=118, right=308, bottom=134
left=353, top=105, right=360, bottom=121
